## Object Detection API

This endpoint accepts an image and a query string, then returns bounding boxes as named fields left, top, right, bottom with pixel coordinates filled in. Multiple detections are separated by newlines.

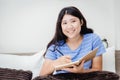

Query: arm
left=40, top=59, right=55, bottom=76
left=84, top=55, right=102, bottom=72
left=62, top=55, right=102, bottom=73
left=40, top=55, right=71, bottom=76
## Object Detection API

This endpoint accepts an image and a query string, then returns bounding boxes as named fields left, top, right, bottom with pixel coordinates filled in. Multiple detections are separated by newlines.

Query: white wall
left=115, top=0, right=120, bottom=50
left=0, top=0, right=117, bottom=54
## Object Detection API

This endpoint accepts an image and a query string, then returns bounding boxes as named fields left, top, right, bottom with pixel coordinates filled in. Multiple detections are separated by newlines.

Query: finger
left=81, top=60, right=85, bottom=64
left=62, top=68, right=73, bottom=72
left=77, top=60, right=85, bottom=67
left=72, top=65, right=77, bottom=68
left=64, top=55, right=71, bottom=59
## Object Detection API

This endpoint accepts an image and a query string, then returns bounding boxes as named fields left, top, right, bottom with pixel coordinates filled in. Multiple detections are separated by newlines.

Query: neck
left=66, top=35, right=83, bottom=50
left=67, top=35, right=82, bottom=43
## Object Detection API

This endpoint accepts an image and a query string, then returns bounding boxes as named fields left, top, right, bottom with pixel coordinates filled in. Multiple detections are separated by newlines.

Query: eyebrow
left=62, top=18, right=78, bottom=22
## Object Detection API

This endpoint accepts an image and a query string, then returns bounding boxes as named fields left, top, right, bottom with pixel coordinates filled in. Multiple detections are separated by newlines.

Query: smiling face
left=61, top=14, right=82, bottom=39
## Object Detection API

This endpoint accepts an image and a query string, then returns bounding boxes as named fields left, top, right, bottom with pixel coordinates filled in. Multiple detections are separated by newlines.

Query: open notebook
left=54, top=48, right=98, bottom=70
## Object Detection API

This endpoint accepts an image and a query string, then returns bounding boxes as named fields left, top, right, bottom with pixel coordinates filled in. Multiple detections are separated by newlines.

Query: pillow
left=102, top=46, right=116, bottom=72
left=33, top=71, right=119, bottom=80
left=0, top=48, right=45, bottom=79
left=0, top=67, right=32, bottom=80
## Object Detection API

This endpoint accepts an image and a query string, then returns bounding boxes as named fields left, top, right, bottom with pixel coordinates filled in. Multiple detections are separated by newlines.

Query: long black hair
left=44, top=6, right=93, bottom=55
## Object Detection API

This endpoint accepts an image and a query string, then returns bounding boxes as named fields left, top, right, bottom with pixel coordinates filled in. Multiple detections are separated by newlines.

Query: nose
left=67, top=22, right=73, bottom=29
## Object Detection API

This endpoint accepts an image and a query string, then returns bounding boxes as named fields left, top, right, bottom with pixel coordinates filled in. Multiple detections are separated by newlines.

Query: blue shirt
left=45, top=33, right=106, bottom=74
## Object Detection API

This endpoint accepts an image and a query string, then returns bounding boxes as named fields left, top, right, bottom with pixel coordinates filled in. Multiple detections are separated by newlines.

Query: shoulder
left=84, top=33, right=99, bottom=37
left=48, top=40, right=65, bottom=50
left=84, top=33, right=101, bottom=40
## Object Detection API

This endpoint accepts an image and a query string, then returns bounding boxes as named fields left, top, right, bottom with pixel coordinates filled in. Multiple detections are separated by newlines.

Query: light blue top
left=45, top=33, right=106, bottom=74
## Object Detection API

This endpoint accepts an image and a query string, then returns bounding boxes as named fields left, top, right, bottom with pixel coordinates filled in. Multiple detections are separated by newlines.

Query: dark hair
left=44, top=6, right=93, bottom=55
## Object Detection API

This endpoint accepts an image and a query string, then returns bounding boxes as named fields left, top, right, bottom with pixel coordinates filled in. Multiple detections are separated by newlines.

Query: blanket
left=33, top=71, right=119, bottom=80
left=0, top=67, right=32, bottom=80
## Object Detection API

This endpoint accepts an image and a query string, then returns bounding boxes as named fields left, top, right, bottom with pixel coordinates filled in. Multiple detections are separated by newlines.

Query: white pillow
left=102, top=46, right=116, bottom=72
left=0, top=49, right=45, bottom=78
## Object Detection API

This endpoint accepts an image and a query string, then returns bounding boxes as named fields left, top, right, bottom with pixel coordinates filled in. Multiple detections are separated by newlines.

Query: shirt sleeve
left=45, top=45, right=57, bottom=60
left=92, top=34, right=106, bottom=56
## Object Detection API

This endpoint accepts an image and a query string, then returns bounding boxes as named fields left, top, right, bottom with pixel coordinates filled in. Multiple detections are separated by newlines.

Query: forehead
left=62, top=14, right=79, bottom=21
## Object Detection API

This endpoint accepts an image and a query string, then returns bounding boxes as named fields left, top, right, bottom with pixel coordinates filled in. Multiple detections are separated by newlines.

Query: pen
left=55, top=48, right=64, bottom=56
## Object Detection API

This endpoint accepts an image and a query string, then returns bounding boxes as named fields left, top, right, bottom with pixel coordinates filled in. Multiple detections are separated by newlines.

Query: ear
left=80, top=19, right=83, bottom=26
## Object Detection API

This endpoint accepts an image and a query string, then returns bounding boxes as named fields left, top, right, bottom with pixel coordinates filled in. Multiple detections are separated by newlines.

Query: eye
left=62, top=22, right=67, bottom=25
left=71, top=20, right=76, bottom=23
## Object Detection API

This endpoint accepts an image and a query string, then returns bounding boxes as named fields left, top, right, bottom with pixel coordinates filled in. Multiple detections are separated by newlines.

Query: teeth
left=67, top=30, right=74, bottom=34
left=69, top=31, right=73, bottom=33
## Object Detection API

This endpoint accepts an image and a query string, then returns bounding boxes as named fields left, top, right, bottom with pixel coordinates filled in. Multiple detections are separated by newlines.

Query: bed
left=0, top=46, right=116, bottom=79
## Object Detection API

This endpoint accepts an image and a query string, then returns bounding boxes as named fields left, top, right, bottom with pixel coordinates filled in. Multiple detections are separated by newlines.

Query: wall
left=0, top=0, right=116, bottom=54
left=115, top=0, right=120, bottom=50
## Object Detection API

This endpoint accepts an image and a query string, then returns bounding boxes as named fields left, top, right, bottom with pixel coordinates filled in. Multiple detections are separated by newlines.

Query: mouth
left=67, top=30, right=75, bottom=34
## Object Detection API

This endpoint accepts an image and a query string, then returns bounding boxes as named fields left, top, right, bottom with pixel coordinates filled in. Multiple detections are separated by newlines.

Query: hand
left=53, top=55, right=72, bottom=67
left=62, top=60, right=85, bottom=73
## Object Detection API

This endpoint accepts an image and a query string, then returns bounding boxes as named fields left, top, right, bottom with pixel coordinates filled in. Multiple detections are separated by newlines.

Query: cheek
left=61, top=25, right=66, bottom=31
left=75, top=24, right=81, bottom=31
left=61, top=26, right=66, bottom=33
left=75, top=25, right=81, bottom=34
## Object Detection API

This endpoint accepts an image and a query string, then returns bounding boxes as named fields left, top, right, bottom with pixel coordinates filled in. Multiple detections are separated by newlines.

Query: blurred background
left=0, top=0, right=120, bottom=54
